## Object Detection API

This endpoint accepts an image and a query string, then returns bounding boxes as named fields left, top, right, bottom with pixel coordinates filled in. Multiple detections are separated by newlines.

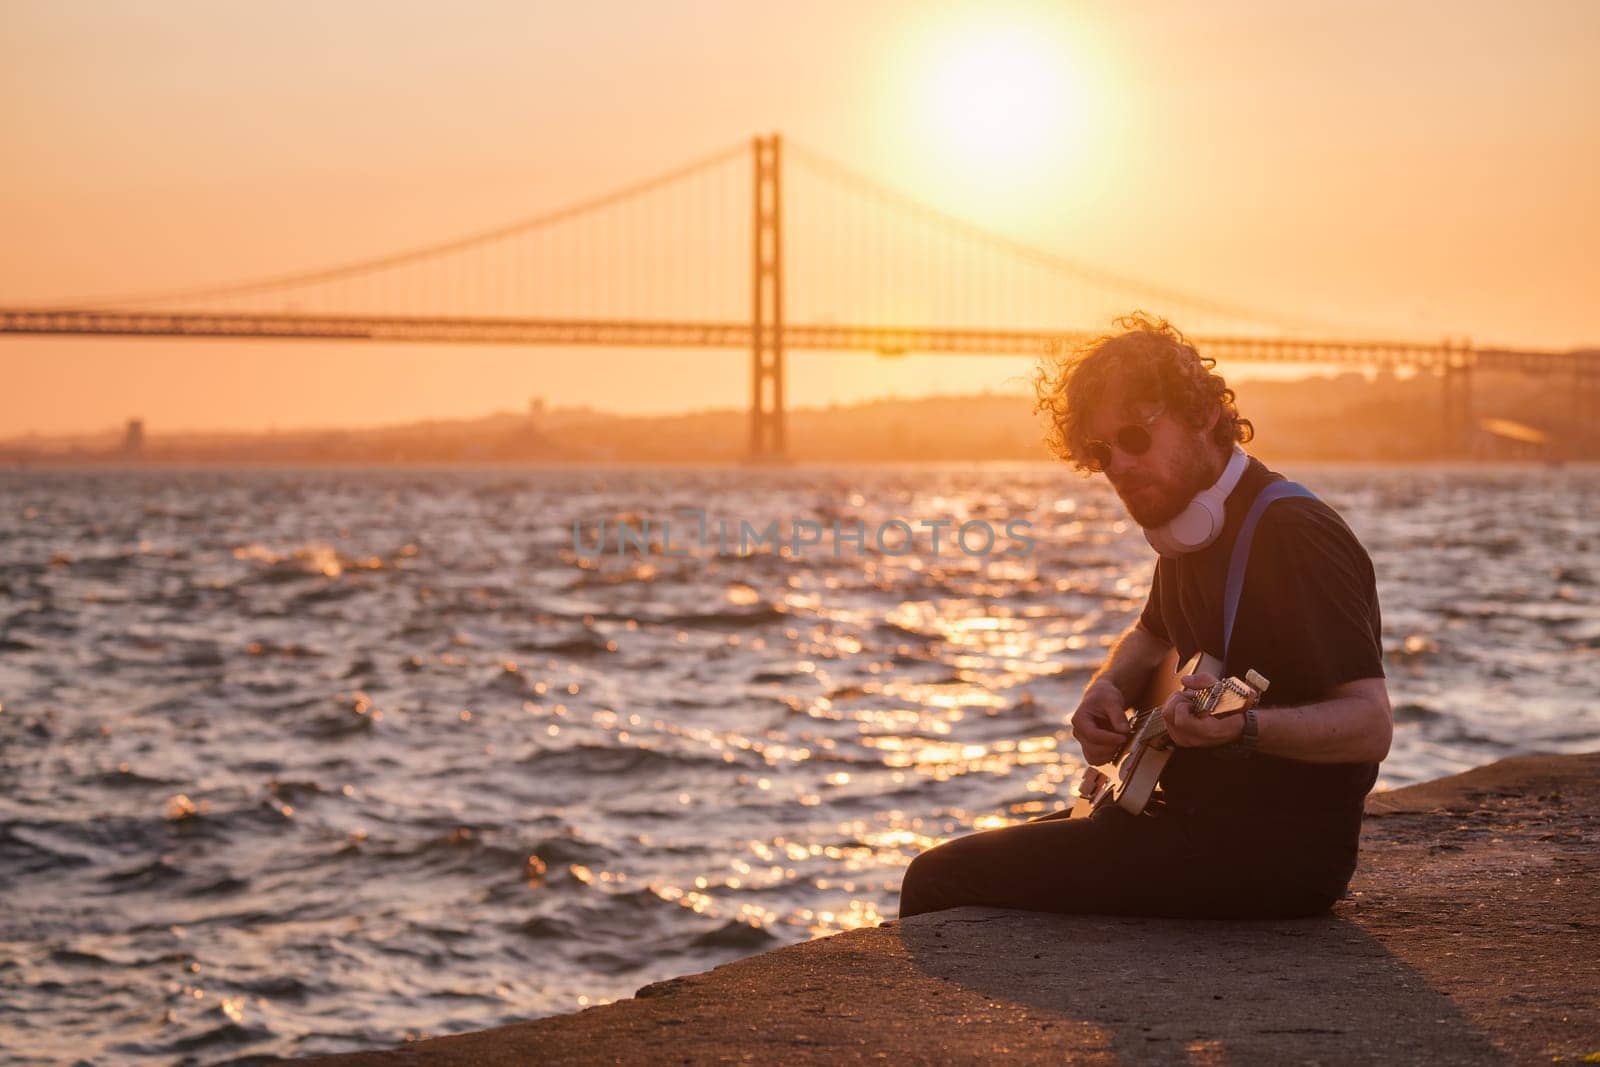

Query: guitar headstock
left=1204, top=668, right=1269, bottom=717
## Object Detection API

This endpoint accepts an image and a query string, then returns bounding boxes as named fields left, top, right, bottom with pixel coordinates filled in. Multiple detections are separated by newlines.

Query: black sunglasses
left=1083, top=408, right=1164, bottom=473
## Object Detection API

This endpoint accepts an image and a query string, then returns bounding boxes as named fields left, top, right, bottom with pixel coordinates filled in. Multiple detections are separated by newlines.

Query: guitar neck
left=1134, top=678, right=1251, bottom=744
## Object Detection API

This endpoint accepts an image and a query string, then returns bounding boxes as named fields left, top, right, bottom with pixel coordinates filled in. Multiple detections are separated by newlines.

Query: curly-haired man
left=897, top=312, right=1392, bottom=919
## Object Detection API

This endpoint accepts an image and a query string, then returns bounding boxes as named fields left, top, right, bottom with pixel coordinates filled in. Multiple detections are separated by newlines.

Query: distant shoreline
left=5, top=373, right=1594, bottom=466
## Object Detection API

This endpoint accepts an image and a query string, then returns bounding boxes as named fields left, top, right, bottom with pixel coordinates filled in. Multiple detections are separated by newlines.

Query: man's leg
left=898, top=805, right=1206, bottom=919
left=899, top=804, right=1354, bottom=920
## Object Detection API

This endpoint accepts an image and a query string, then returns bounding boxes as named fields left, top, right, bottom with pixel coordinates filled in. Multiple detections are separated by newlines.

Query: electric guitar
left=1070, top=650, right=1269, bottom=818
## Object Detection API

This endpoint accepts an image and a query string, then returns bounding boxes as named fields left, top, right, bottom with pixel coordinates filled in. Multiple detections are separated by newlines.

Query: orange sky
left=2, top=1, right=1597, bottom=436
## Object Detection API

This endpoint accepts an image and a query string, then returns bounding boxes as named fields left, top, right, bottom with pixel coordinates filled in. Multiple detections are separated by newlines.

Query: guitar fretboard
left=1132, top=676, right=1255, bottom=745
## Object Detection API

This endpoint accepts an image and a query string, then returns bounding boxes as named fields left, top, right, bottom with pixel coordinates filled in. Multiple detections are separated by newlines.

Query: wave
left=518, top=915, right=577, bottom=940
left=1393, top=702, right=1443, bottom=723
left=514, top=629, right=615, bottom=656
left=518, top=743, right=741, bottom=776
left=687, top=919, right=780, bottom=951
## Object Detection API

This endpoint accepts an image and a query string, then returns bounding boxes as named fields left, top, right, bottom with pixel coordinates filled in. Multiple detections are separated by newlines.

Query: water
left=1, top=463, right=1594, bottom=1064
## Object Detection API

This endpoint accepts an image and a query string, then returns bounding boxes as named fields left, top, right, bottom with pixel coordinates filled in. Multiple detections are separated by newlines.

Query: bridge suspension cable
left=782, top=139, right=1348, bottom=338
left=32, top=140, right=751, bottom=317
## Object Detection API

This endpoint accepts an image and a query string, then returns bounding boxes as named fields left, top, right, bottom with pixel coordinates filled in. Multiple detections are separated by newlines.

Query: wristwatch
left=1218, top=707, right=1259, bottom=760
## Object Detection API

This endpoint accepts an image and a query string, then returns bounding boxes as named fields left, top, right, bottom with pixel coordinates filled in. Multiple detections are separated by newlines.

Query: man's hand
left=1161, top=673, right=1246, bottom=748
left=1071, top=682, right=1131, bottom=766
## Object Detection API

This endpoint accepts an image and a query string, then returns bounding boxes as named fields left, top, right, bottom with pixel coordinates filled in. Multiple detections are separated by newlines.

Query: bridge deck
left=5, top=308, right=1590, bottom=372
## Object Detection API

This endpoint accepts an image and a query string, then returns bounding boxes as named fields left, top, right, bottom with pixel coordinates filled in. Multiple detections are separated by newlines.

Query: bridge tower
left=1572, top=357, right=1599, bottom=460
left=748, top=133, right=786, bottom=463
left=1440, top=337, right=1475, bottom=456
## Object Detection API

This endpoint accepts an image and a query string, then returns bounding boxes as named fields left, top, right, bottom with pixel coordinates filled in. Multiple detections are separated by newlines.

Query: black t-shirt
left=1137, top=456, right=1384, bottom=838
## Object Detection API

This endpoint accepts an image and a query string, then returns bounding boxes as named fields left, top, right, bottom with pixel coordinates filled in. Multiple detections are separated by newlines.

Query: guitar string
left=1087, top=675, right=1261, bottom=810
left=1139, top=676, right=1253, bottom=745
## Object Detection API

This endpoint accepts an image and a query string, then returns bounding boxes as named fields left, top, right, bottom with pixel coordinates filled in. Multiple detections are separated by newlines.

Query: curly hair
left=1032, top=311, right=1253, bottom=472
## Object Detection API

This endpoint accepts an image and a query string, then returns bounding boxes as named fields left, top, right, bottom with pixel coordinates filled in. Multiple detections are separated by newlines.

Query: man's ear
left=1202, top=400, right=1223, bottom=436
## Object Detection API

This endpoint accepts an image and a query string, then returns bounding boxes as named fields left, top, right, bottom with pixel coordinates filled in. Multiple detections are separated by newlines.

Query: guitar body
left=1142, top=646, right=1186, bottom=709
left=1072, top=649, right=1264, bottom=819
left=1069, top=647, right=1178, bottom=819
left=1114, top=744, right=1173, bottom=816
left=1114, top=648, right=1217, bottom=815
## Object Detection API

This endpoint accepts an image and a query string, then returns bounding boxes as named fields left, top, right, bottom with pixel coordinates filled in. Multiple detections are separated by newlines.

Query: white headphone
left=1142, top=445, right=1250, bottom=557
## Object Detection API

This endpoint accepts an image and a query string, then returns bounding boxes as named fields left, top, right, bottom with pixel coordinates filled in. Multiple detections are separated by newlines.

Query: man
left=897, top=312, right=1392, bottom=920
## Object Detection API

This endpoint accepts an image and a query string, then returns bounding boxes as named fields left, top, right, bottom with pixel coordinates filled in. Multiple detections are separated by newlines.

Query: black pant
left=897, top=800, right=1358, bottom=920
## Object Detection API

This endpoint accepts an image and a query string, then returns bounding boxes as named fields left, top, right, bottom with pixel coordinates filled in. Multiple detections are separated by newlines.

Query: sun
left=916, top=23, right=1091, bottom=172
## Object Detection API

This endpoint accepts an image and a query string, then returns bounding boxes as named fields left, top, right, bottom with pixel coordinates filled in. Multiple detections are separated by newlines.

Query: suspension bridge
left=3, top=134, right=1594, bottom=461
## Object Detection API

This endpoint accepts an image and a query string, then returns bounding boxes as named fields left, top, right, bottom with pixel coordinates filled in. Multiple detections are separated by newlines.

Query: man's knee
left=1259, top=878, right=1346, bottom=918
left=897, top=843, right=957, bottom=919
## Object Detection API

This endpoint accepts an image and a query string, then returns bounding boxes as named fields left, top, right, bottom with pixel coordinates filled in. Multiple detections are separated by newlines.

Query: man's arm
left=1164, top=674, right=1393, bottom=764
left=1086, top=621, right=1172, bottom=706
left=1254, top=676, right=1392, bottom=763
left=1072, top=622, right=1173, bottom=766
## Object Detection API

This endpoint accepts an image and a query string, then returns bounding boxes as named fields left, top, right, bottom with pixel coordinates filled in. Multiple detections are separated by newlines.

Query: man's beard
left=1115, top=481, right=1188, bottom=528
left=1113, top=444, right=1219, bottom=529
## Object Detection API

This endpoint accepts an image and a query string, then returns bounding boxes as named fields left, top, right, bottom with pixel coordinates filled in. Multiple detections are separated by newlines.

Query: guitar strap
left=1221, top=480, right=1318, bottom=664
